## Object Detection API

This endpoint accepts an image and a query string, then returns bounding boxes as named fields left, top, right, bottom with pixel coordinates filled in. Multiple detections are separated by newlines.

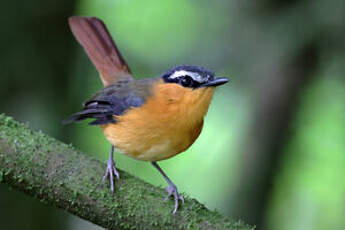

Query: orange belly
left=101, top=80, right=214, bottom=161
left=102, top=118, right=203, bottom=161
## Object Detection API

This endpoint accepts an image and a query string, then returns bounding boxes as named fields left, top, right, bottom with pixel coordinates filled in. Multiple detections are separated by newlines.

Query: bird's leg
left=152, top=161, right=184, bottom=214
left=103, top=145, right=120, bottom=192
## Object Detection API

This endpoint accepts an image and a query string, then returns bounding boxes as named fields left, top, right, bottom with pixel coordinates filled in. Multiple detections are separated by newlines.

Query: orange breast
left=101, top=79, right=215, bottom=161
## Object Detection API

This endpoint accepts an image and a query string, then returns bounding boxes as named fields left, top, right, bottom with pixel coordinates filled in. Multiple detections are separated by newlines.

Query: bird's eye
left=180, top=75, right=193, bottom=87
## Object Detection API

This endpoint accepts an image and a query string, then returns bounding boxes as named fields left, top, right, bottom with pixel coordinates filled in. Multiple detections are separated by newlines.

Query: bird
left=63, top=16, right=228, bottom=214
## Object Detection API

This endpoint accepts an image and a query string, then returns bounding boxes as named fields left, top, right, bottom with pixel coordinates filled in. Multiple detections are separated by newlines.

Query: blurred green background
left=0, top=0, right=344, bottom=229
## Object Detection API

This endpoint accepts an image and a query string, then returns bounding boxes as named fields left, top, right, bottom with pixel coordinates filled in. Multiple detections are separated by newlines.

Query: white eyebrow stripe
left=169, top=70, right=207, bottom=83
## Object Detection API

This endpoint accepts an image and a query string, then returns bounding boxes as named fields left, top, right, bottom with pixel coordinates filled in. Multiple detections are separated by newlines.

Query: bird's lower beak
left=202, top=77, right=229, bottom=87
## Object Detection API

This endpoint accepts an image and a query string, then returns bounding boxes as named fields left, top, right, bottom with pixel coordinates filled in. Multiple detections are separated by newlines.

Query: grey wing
left=63, top=81, right=146, bottom=126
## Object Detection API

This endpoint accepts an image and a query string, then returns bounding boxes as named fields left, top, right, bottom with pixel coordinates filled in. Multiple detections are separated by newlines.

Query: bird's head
left=161, top=65, right=228, bottom=89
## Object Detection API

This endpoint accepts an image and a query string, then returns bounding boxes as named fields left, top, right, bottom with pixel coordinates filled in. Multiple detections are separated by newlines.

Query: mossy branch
left=0, top=114, right=253, bottom=230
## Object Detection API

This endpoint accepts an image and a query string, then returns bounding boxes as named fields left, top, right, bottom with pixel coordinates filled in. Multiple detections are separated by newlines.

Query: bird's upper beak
left=202, top=77, right=229, bottom=87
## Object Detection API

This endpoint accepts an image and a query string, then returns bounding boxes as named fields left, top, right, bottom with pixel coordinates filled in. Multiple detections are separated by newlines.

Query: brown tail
left=68, top=16, right=133, bottom=86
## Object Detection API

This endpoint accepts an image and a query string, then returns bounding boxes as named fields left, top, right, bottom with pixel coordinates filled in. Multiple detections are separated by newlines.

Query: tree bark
left=0, top=114, right=253, bottom=230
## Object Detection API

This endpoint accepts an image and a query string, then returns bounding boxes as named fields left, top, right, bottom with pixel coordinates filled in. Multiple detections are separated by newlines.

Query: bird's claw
left=102, top=158, right=120, bottom=192
left=164, top=184, right=184, bottom=214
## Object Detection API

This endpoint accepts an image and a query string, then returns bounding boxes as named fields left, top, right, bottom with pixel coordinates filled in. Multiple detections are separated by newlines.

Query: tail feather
left=68, top=16, right=133, bottom=86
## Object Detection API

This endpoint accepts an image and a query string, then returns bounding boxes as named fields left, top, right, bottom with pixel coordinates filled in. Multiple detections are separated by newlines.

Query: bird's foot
left=164, top=184, right=184, bottom=214
left=102, top=158, right=120, bottom=192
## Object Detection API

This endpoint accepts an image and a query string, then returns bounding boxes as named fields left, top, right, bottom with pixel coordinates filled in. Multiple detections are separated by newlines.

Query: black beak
left=202, top=77, right=229, bottom=87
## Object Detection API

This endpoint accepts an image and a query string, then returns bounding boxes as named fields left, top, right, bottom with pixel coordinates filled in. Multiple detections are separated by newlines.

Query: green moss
left=0, top=114, right=254, bottom=230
